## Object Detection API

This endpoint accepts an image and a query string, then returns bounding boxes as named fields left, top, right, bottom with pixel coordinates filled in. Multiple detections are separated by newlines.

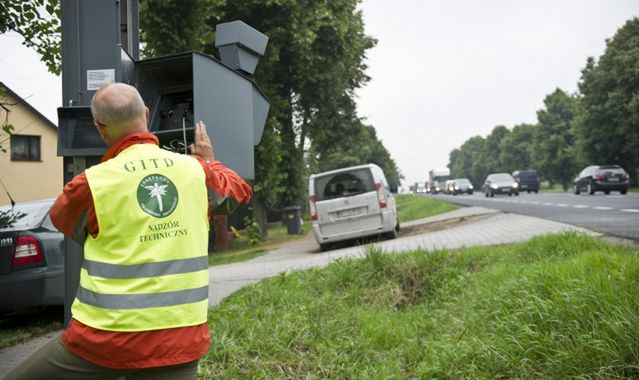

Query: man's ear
left=145, top=107, right=150, bottom=128
left=95, top=122, right=109, bottom=144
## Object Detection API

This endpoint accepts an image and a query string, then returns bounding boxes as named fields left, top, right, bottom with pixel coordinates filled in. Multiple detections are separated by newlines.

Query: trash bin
left=283, top=206, right=303, bottom=234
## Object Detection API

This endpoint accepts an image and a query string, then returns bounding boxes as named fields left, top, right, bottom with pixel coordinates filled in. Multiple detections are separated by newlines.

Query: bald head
left=91, top=83, right=149, bottom=145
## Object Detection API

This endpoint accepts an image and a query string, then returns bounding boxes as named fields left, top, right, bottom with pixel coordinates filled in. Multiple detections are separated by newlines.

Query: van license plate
left=337, top=208, right=360, bottom=218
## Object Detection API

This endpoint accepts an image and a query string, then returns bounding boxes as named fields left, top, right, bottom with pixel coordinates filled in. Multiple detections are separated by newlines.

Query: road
left=429, top=191, right=639, bottom=241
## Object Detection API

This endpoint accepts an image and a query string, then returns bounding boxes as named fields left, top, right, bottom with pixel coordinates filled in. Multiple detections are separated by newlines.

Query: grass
left=395, top=194, right=458, bottom=223
left=200, top=232, right=639, bottom=379
left=208, top=222, right=311, bottom=266
left=0, top=307, right=63, bottom=349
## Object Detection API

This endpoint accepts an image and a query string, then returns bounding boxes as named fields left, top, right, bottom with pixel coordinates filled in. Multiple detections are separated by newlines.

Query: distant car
left=0, top=199, right=64, bottom=314
left=573, top=165, right=630, bottom=195
left=512, top=170, right=540, bottom=193
left=431, top=181, right=445, bottom=194
left=308, top=164, right=399, bottom=251
left=444, top=180, right=455, bottom=194
left=482, top=173, right=519, bottom=197
left=451, top=178, right=474, bottom=195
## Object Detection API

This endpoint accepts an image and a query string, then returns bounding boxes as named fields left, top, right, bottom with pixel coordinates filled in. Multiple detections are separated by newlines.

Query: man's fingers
left=194, top=121, right=211, bottom=144
left=194, top=121, right=202, bottom=142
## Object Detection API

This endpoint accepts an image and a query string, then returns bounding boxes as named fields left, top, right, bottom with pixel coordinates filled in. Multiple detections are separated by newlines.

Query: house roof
left=0, top=81, right=57, bottom=131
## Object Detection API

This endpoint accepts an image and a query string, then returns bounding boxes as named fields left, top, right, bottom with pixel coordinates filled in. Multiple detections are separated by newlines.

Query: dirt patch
left=399, top=213, right=495, bottom=237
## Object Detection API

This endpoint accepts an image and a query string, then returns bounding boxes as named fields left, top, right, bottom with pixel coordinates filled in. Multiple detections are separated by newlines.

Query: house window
left=10, top=135, right=41, bottom=161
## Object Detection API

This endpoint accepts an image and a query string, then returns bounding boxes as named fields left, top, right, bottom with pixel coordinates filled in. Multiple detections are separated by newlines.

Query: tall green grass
left=201, top=233, right=639, bottom=379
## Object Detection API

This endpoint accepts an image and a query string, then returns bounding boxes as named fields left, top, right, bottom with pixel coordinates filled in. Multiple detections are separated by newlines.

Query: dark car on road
left=512, top=169, right=540, bottom=193
left=0, top=199, right=64, bottom=314
left=573, top=165, right=630, bottom=195
left=482, top=173, right=519, bottom=197
left=450, top=178, right=474, bottom=195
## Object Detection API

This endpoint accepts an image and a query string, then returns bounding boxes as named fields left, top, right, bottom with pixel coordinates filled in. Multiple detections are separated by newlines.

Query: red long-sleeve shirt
left=50, top=132, right=251, bottom=369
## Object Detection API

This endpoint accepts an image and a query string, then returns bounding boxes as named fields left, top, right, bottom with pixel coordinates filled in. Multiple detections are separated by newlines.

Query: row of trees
left=449, top=18, right=639, bottom=190
left=1, top=0, right=403, bottom=238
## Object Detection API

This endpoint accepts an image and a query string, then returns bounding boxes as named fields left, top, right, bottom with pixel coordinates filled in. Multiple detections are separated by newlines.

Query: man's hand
left=189, top=121, right=215, bottom=161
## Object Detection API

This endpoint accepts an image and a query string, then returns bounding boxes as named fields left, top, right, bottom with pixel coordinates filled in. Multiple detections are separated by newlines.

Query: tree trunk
left=253, top=195, right=268, bottom=241
left=213, top=215, right=228, bottom=252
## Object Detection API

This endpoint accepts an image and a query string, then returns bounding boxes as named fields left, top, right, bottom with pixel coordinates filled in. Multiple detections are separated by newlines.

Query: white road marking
left=543, top=203, right=553, bottom=206
left=572, top=205, right=588, bottom=209
left=556, top=203, right=569, bottom=207
left=594, top=206, right=613, bottom=210
left=621, top=209, right=639, bottom=213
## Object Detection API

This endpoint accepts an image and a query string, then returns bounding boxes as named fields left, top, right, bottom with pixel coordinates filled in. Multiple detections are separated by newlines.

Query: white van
left=308, top=163, right=399, bottom=251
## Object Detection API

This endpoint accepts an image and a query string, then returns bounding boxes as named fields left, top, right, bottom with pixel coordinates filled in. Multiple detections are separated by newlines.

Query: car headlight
left=513, top=182, right=519, bottom=188
left=491, top=184, right=498, bottom=189
left=469, top=185, right=474, bottom=189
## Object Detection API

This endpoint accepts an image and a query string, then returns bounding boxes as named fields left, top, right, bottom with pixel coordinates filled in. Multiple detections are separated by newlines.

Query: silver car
left=308, top=164, right=399, bottom=251
left=0, top=199, right=64, bottom=313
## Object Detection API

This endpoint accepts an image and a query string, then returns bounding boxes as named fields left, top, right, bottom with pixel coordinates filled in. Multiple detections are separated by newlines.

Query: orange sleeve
left=192, top=156, right=252, bottom=203
left=50, top=172, right=98, bottom=239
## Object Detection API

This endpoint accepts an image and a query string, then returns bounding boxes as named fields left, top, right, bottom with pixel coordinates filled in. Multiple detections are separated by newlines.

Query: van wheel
left=386, top=228, right=398, bottom=240
left=395, top=219, right=400, bottom=232
left=587, top=183, right=595, bottom=195
left=319, top=243, right=330, bottom=252
left=620, top=189, right=627, bottom=195
left=484, top=191, right=488, bottom=198
left=573, top=185, right=580, bottom=195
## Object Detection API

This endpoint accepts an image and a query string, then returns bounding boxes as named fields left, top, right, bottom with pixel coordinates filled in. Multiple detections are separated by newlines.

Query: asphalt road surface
left=429, top=191, right=639, bottom=241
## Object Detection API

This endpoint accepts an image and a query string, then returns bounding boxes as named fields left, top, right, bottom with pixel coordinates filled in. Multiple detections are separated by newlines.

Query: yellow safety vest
left=73, top=144, right=210, bottom=332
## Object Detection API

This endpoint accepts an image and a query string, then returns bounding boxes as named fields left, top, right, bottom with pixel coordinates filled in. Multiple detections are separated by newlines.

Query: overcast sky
left=1, top=1, right=639, bottom=188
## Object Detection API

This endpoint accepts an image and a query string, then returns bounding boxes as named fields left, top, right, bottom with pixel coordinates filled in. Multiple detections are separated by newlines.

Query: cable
left=0, top=178, right=16, bottom=210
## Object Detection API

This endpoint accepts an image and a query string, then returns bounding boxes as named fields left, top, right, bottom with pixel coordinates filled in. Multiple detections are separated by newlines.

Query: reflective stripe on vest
left=74, top=144, right=210, bottom=332
left=76, top=285, right=208, bottom=310
left=82, top=256, right=209, bottom=279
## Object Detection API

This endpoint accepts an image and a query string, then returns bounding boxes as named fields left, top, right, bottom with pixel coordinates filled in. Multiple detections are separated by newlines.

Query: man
left=6, top=83, right=251, bottom=379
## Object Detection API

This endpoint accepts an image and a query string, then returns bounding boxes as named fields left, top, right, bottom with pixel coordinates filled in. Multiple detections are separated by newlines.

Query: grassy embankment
left=200, top=232, right=639, bottom=379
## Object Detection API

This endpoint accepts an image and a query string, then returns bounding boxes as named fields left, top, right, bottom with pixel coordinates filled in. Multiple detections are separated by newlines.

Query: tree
left=484, top=125, right=510, bottom=172
left=498, top=123, right=536, bottom=173
left=532, top=88, right=580, bottom=190
left=576, top=17, right=639, bottom=184
left=448, top=135, right=487, bottom=187
left=0, top=0, right=61, bottom=75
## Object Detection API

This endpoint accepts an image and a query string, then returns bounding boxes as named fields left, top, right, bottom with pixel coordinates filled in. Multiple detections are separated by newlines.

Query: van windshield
left=314, top=169, right=375, bottom=201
